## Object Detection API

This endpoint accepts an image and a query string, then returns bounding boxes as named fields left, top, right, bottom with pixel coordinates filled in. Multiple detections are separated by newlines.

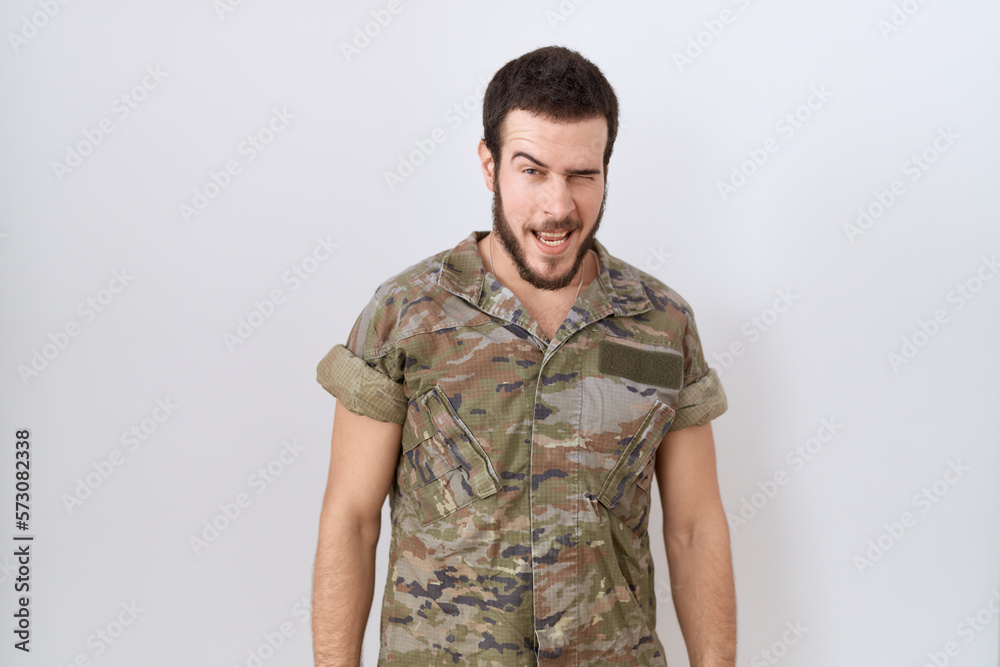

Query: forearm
left=665, top=505, right=736, bottom=667
left=312, top=512, right=380, bottom=667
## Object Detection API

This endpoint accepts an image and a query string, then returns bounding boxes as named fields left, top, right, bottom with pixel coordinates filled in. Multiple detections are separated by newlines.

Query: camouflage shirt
left=316, top=230, right=728, bottom=666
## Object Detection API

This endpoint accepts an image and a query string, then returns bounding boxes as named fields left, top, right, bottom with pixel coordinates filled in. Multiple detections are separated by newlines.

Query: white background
left=1, top=1, right=998, bottom=666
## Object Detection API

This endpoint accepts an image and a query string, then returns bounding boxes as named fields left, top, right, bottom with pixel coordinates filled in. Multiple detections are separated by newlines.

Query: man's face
left=481, top=109, right=608, bottom=291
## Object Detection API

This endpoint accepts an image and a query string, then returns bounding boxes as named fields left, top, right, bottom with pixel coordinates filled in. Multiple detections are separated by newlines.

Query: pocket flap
left=597, top=400, right=675, bottom=533
left=399, top=386, right=500, bottom=500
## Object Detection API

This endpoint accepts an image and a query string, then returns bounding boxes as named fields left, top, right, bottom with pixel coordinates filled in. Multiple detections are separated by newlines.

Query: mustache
left=531, top=224, right=577, bottom=234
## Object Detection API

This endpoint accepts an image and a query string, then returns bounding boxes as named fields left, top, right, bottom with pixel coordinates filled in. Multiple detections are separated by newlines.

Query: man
left=313, top=46, right=735, bottom=666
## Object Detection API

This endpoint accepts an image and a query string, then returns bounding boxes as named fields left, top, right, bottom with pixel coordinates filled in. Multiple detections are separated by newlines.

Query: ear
left=477, top=139, right=496, bottom=192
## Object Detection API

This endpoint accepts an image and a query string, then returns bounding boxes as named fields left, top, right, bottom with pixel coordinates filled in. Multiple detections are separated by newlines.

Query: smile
left=532, top=229, right=572, bottom=247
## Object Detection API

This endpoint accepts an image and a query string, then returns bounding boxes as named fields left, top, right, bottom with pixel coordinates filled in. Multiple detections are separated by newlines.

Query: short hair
left=482, top=45, right=619, bottom=171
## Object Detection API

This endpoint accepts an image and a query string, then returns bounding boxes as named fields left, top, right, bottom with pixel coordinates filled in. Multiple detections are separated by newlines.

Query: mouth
left=531, top=228, right=574, bottom=249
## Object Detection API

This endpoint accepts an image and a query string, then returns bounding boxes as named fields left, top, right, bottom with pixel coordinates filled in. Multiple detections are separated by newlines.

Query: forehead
left=500, top=109, right=607, bottom=168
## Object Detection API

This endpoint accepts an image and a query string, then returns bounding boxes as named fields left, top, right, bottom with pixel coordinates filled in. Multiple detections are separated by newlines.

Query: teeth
left=535, top=230, right=571, bottom=246
left=540, top=238, right=565, bottom=246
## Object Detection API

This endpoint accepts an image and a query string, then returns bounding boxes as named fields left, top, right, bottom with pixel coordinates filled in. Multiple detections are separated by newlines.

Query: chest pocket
left=400, top=385, right=501, bottom=526
left=597, top=399, right=676, bottom=539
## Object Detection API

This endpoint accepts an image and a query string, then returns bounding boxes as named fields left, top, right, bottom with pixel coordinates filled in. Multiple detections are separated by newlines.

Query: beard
left=491, top=171, right=607, bottom=291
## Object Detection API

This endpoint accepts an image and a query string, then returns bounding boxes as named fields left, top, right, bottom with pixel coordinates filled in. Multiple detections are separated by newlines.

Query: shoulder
left=597, top=248, right=720, bottom=392
left=360, top=242, right=482, bottom=352
left=370, top=247, right=450, bottom=308
left=599, top=244, right=697, bottom=325
left=639, top=268, right=696, bottom=320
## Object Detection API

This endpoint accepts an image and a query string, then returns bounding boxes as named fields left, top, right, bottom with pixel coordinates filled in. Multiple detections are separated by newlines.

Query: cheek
left=502, top=189, right=533, bottom=223
left=576, top=193, right=603, bottom=218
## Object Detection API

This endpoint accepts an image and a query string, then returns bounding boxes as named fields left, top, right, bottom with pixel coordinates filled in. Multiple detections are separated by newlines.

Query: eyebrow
left=510, top=151, right=602, bottom=176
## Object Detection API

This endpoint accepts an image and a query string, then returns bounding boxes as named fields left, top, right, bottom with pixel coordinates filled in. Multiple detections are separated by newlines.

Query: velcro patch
left=598, top=340, right=683, bottom=390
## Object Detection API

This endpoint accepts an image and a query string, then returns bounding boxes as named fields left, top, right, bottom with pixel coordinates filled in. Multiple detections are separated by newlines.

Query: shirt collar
left=438, top=230, right=652, bottom=319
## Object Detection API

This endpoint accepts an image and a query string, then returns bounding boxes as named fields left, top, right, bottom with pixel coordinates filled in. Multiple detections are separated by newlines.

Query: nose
left=541, top=176, right=574, bottom=223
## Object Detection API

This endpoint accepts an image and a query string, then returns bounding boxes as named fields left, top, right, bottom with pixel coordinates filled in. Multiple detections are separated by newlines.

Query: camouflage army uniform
left=316, top=230, right=728, bottom=666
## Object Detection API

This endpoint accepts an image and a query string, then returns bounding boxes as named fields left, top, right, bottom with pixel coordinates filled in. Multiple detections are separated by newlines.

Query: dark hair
left=483, top=45, right=619, bottom=171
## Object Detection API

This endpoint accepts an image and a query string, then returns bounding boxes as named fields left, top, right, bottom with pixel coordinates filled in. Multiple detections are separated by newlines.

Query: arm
left=312, top=400, right=402, bottom=667
left=655, top=420, right=736, bottom=667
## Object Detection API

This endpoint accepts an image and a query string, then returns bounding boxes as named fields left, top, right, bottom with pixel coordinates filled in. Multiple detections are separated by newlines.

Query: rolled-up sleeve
left=316, top=344, right=407, bottom=424
left=668, top=303, right=728, bottom=431
left=315, top=290, right=407, bottom=425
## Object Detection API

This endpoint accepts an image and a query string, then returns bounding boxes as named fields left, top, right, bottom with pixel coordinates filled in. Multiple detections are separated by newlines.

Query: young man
left=313, top=46, right=735, bottom=667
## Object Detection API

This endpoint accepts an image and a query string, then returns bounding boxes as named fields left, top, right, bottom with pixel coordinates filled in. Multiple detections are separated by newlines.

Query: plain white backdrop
left=1, top=1, right=998, bottom=665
